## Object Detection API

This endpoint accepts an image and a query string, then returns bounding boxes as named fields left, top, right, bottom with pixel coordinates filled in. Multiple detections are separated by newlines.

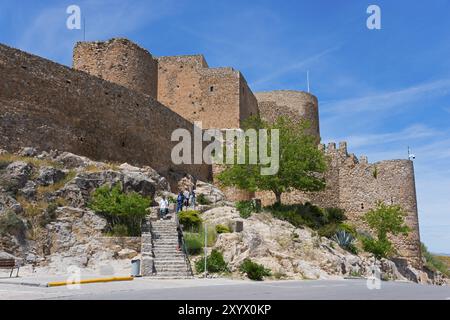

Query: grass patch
left=0, top=153, right=62, bottom=169
left=422, top=243, right=450, bottom=277
left=36, top=170, right=76, bottom=195
left=184, top=225, right=217, bottom=255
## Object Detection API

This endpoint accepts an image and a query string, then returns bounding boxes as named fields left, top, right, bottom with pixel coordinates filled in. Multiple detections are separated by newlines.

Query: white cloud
left=323, top=124, right=441, bottom=149
left=15, top=0, right=179, bottom=65
left=321, top=78, right=450, bottom=116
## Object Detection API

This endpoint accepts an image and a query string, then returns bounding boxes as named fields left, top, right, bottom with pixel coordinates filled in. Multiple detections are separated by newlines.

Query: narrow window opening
left=210, top=86, right=214, bottom=92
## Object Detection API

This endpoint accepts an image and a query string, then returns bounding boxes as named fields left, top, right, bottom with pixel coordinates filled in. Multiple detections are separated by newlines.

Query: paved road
left=1, top=278, right=450, bottom=300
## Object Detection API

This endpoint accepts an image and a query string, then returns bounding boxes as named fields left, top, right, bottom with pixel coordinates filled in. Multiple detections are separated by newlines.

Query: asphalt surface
left=1, top=278, right=450, bottom=300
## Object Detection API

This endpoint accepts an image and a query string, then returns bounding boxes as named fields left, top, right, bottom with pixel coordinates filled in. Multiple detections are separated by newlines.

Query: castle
left=0, top=38, right=421, bottom=267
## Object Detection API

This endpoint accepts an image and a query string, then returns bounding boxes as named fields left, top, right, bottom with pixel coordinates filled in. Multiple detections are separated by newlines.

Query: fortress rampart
left=0, top=43, right=211, bottom=183
left=0, top=38, right=422, bottom=268
left=157, top=55, right=259, bottom=129
left=256, top=142, right=422, bottom=267
left=73, top=38, right=158, bottom=98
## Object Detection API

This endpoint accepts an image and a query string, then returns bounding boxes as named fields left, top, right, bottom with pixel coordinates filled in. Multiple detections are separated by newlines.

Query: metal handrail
left=174, top=210, right=194, bottom=277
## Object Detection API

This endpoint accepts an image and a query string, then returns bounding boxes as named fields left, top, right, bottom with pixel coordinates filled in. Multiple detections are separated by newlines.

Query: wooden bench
left=0, top=259, right=20, bottom=277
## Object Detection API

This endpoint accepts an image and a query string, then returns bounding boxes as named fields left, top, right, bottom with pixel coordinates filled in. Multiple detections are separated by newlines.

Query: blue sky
left=1, top=0, right=449, bottom=253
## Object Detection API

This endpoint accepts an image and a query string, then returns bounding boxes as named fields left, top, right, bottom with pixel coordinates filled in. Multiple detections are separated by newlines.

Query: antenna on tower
left=408, top=146, right=416, bottom=160
left=307, top=70, right=310, bottom=93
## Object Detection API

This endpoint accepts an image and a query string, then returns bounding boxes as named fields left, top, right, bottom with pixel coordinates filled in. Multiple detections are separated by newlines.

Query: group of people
left=176, top=188, right=196, bottom=213
left=158, top=188, right=197, bottom=221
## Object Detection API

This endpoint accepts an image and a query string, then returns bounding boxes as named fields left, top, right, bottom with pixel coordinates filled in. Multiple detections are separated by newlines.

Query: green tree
left=89, top=184, right=150, bottom=236
left=362, top=202, right=410, bottom=259
left=217, top=116, right=327, bottom=205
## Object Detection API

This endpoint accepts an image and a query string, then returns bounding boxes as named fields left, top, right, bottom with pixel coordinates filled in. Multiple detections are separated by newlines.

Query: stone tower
left=157, top=55, right=259, bottom=129
left=73, top=38, right=158, bottom=98
left=255, top=90, right=320, bottom=140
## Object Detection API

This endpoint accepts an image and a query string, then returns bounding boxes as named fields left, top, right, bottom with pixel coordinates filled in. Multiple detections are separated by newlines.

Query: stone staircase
left=141, top=209, right=193, bottom=279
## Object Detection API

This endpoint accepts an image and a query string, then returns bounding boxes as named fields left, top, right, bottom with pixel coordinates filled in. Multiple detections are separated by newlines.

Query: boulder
left=18, top=147, right=38, bottom=157
left=1, top=161, right=32, bottom=191
left=54, top=152, right=100, bottom=169
left=117, top=248, right=138, bottom=260
left=36, top=167, right=66, bottom=186
left=19, top=181, right=37, bottom=200
left=0, top=193, right=21, bottom=214
left=203, top=206, right=401, bottom=280
left=195, top=181, right=225, bottom=204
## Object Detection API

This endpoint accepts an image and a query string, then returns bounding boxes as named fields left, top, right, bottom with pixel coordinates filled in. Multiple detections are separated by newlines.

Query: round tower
left=254, top=90, right=320, bottom=139
left=73, top=38, right=158, bottom=98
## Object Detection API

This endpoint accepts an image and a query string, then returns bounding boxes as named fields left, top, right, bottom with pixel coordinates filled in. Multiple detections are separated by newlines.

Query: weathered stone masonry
left=157, top=55, right=259, bottom=129
left=255, top=142, right=421, bottom=267
left=0, top=43, right=211, bottom=182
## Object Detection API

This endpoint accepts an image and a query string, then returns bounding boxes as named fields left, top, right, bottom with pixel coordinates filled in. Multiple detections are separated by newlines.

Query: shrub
left=266, top=202, right=329, bottom=229
left=195, top=249, right=229, bottom=273
left=184, top=233, right=204, bottom=255
left=178, top=210, right=202, bottom=231
left=197, top=193, right=211, bottom=205
left=88, top=183, right=150, bottom=236
left=362, top=237, right=393, bottom=259
left=325, top=207, right=346, bottom=224
left=0, top=210, right=26, bottom=237
left=362, top=202, right=409, bottom=259
left=109, top=224, right=129, bottom=237
left=318, top=223, right=339, bottom=238
left=236, top=200, right=254, bottom=219
left=421, top=243, right=450, bottom=277
left=239, top=259, right=272, bottom=281
left=215, top=224, right=231, bottom=234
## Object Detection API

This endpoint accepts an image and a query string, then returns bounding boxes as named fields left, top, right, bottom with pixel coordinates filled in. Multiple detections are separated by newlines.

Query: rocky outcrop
left=195, top=181, right=225, bottom=204
left=201, top=206, right=441, bottom=284
left=0, top=148, right=171, bottom=271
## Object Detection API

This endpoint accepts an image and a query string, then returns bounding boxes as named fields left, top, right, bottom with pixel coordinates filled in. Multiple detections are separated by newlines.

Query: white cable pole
left=307, top=70, right=310, bottom=93
left=204, top=224, right=207, bottom=279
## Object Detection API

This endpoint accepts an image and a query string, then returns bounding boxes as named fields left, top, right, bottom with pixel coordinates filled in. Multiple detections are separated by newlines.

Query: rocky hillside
left=198, top=206, right=447, bottom=285
left=0, top=147, right=447, bottom=285
left=0, top=147, right=170, bottom=273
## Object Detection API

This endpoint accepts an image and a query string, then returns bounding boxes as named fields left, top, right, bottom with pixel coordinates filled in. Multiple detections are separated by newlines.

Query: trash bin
left=131, top=259, right=141, bottom=277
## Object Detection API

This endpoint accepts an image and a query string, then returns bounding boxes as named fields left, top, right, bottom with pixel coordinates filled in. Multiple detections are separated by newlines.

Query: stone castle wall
left=256, top=142, right=422, bottom=267
left=0, top=43, right=211, bottom=183
left=157, top=55, right=259, bottom=129
left=73, top=38, right=158, bottom=98
left=0, top=37, right=422, bottom=267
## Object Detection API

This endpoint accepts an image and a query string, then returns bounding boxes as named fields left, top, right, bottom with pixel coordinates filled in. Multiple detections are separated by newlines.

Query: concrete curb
left=0, top=280, right=48, bottom=287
